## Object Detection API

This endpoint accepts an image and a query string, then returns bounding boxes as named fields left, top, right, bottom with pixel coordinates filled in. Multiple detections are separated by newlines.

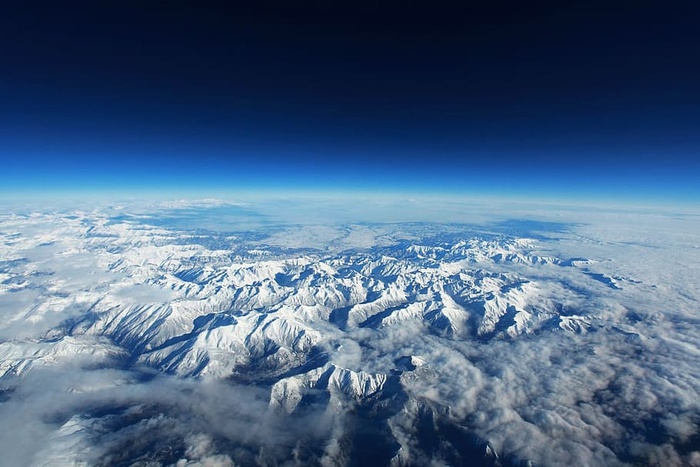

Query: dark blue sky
left=1, top=1, right=699, bottom=201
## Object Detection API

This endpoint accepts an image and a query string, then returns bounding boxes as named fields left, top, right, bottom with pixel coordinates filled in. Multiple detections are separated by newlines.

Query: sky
left=0, top=1, right=699, bottom=202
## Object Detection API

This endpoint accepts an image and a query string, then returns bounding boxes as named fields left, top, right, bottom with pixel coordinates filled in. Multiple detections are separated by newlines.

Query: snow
left=1, top=200, right=699, bottom=466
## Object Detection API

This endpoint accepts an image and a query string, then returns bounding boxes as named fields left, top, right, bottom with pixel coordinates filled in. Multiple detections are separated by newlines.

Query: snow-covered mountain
left=1, top=201, right=699, bottom=466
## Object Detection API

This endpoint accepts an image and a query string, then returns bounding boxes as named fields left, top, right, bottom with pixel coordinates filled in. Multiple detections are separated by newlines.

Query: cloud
left=0, top=360, right=341, bottom=466
left=1, top=201, right=700, bottom=465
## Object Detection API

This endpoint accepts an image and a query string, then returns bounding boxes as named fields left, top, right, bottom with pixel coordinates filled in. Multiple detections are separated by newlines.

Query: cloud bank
left=1, top=200, right=699, bottom=466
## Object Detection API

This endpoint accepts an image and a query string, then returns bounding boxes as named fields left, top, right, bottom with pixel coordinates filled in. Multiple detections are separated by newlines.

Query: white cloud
left=0, top=199, right=699, bottom=465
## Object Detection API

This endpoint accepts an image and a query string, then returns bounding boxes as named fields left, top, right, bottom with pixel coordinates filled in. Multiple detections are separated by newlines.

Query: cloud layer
left=1, top=199, right=699, bottom=466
